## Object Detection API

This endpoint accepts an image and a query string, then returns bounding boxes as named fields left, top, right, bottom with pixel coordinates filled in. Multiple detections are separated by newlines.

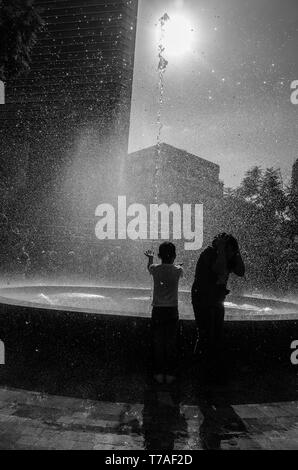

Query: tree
left=285, top=160, right=298, bottom=242
left=0, top=0, right=43, bottom=81
left=286, top=190, right=298, bottom=241
left=219, top=166, right=290, bottom=294
left=237, top=166, right=263, bottom=203
left=259, top=168, right=287, bottom=216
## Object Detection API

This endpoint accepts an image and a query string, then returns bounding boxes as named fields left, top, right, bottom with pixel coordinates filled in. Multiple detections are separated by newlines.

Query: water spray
left=151, top=13, right=170, bottom=254
left=147, top=13, right=170, bottom=309
left=155, top=12, right=170, bottom=202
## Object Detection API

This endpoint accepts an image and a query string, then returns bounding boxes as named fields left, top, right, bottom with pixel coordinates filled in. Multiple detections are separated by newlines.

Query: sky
left=128, top=0, right=298, bottom=188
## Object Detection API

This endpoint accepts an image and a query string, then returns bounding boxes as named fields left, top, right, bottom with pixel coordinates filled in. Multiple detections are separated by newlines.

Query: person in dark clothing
left=191, top=233, right=245, bottom=379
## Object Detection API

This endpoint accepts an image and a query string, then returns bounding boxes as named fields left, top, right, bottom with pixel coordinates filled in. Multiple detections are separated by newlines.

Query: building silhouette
left=126, top=143, right=224, bottom=249
left=0, top=0, right=139, bottom=232
left=127, top=143, right=223, bottom=203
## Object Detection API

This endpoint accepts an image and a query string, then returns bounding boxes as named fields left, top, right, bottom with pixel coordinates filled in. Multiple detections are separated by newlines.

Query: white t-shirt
left=149, top=263, right=184, bottom=307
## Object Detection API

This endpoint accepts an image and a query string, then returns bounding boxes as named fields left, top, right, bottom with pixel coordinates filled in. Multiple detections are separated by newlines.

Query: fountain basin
left=0, top=285, right=297, bottom=370
left=0, top=285, right=297, bottom=321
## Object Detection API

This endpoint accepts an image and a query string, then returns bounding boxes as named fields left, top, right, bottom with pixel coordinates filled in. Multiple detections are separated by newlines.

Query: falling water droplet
left=154, top=13, right=170, bottom=215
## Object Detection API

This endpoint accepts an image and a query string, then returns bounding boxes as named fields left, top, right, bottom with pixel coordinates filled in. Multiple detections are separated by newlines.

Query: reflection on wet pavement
left=0, top=374, right=297, bottom=450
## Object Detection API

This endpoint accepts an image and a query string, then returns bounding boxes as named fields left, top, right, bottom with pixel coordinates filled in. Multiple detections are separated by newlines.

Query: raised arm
left=231, top=251, right=245, bottom=277
left=144, top=249, right=154, bottom=273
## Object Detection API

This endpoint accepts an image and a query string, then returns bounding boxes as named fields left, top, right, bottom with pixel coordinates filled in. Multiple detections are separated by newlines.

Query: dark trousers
left=192, top=300, right=225, bottom=374
left=151, top=306, right=179, bottom=375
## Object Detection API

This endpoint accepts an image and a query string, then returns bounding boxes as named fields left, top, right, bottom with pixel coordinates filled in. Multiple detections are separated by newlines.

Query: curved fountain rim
left=0, top=282, right=296, bottom=299
left=0, top=284, right=297, bottom=322
left=0, top=291, right=148, bottom=319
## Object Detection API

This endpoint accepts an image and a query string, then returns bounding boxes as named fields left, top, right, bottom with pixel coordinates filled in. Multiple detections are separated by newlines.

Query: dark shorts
left=151, top=306, right=179, bottom=327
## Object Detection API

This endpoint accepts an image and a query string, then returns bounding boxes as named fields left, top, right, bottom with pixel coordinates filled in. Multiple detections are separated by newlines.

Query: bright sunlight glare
left=160, top=14, right=195, bottom=58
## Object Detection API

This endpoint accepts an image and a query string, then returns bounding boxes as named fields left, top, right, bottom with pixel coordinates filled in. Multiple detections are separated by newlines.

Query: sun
left=162, top=14, right=194, bottom=58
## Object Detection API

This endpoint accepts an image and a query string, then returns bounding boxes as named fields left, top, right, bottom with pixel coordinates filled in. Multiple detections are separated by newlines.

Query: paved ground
left=1, top=298, right=298, bottom=450
left=0, top=385, right=298, bottom=450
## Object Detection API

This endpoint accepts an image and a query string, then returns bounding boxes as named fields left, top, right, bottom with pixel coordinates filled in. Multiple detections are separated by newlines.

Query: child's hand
left=144, top=249, right=154, bottom=258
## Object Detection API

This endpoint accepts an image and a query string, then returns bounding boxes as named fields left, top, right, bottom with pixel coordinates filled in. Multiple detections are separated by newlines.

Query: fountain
left=0, top=6, right=297, bottom=377
left=0, top=284, right=297, bottom=321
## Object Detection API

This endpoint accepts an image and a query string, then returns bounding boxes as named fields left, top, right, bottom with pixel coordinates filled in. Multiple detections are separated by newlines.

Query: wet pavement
left=0, top=376, right=298, bottom=450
